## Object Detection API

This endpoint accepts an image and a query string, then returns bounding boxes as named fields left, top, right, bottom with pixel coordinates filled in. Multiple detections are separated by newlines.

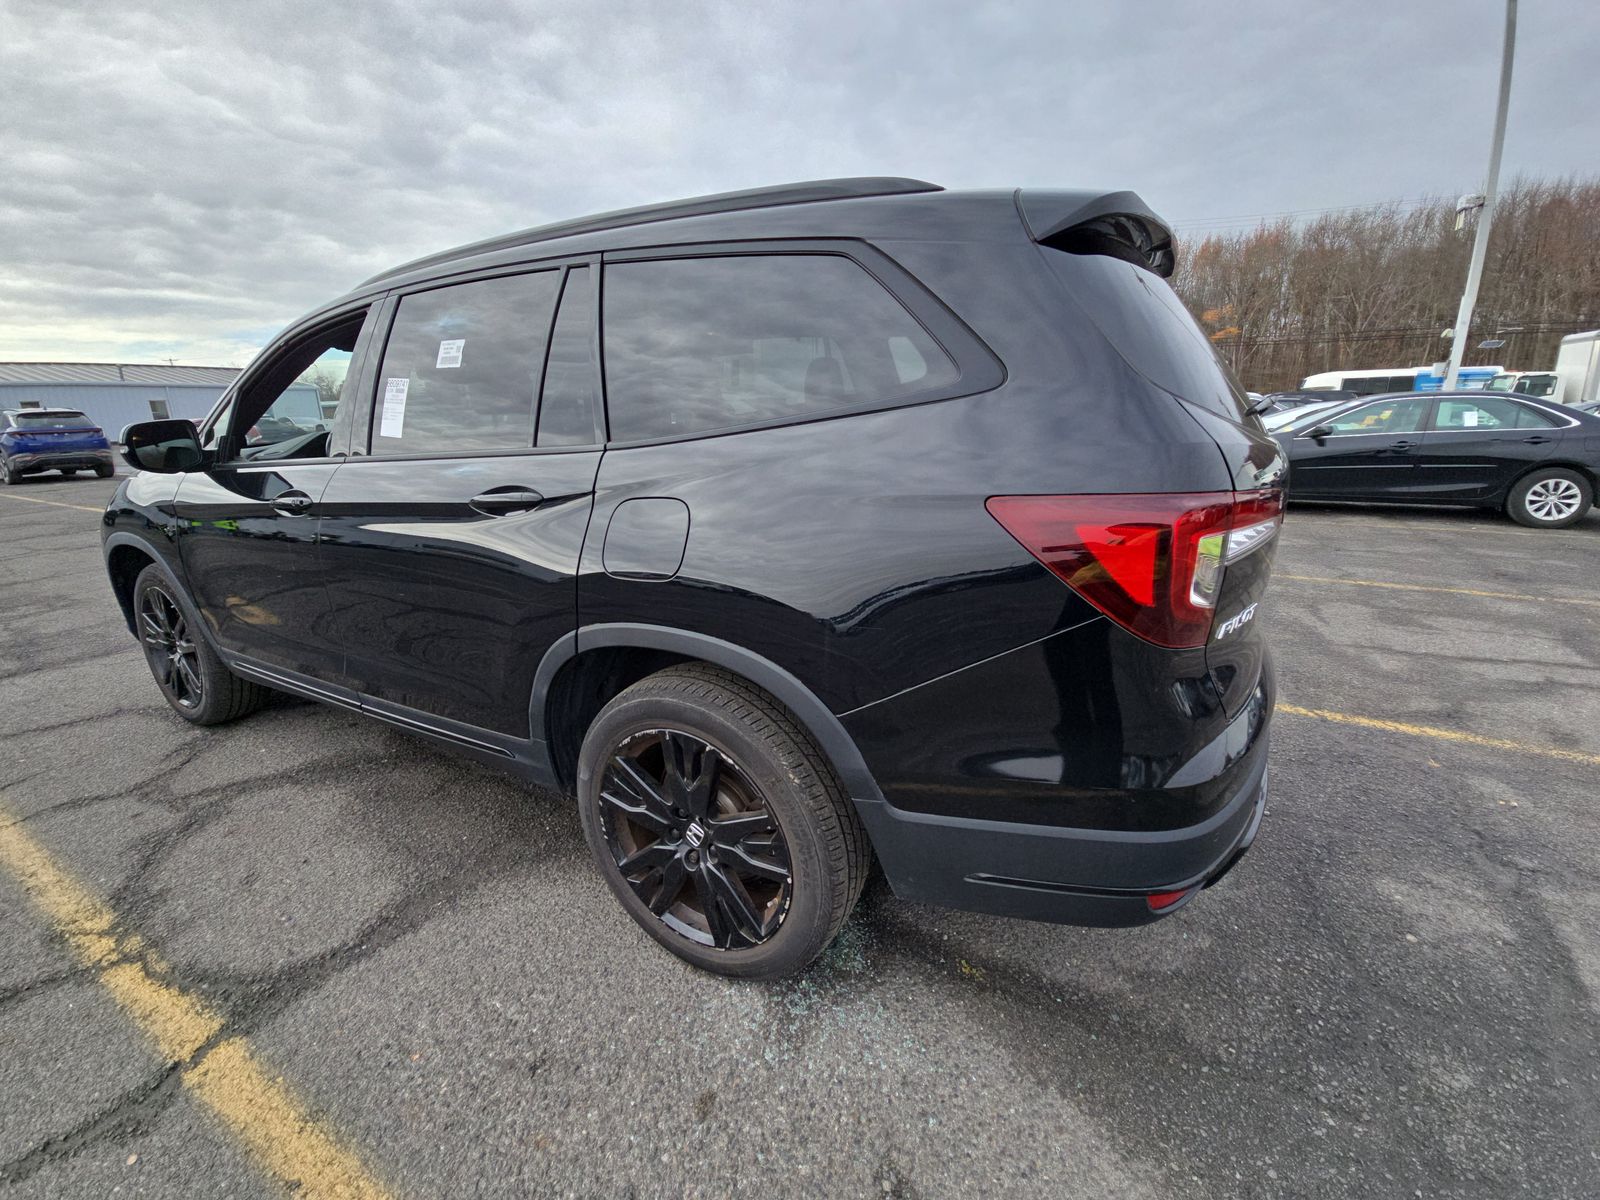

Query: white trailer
left=1553, top=331, right=1600, bottom=407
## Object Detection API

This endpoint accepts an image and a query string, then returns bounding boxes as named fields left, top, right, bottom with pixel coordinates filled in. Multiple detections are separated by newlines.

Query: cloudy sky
left=2, top=0, right=1596, bottom=366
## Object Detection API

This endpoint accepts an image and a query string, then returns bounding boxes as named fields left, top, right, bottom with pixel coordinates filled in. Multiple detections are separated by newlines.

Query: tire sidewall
left=132, top=564, right=234, bottom=723
left=1508, top=468, right=1593, bottom=528
left=577, top=685, right=834, bottom=978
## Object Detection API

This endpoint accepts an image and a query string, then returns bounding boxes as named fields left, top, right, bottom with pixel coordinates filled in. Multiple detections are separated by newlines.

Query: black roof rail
left=363, top=177, right=944, bottom=286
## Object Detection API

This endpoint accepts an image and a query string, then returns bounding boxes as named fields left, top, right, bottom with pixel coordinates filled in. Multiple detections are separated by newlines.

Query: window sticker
left=1463, top=409, right=1479, bottom=427
left=436, top=339, right=465, bottom=369
left=380, top=377, right=409, bottom=438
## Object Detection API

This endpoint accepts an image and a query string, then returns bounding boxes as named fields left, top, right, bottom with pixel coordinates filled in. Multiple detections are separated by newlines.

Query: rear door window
left=1431, top=397, right=1555, bottom=431
left=602, top=254, right=958, bottom=442
left=371, top=270, right=561, bottom=456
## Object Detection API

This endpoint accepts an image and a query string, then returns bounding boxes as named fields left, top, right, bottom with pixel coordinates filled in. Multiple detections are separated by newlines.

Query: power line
left=1171, top=196, right=1440, bottom=233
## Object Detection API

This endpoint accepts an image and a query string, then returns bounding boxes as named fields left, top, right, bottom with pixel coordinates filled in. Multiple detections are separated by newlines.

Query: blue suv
left=1, top=409, right=116, bottom=483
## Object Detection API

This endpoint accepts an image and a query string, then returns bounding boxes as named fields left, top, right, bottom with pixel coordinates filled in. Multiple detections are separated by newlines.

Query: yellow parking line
left=0, top=808, right=391, bottom=1199
left=1278, top=573, right=1600, bottom=609
left=1286, top=516, right=1596, bottom=542
left=1277, top=703, right=1600, bottom=767
left=0, top=493, right=105, bottom=514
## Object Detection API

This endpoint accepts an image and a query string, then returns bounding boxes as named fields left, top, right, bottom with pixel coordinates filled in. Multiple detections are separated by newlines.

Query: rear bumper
left=853, top=746, right=1268, bottom=927
left=6, top=448, right=113, bottom=473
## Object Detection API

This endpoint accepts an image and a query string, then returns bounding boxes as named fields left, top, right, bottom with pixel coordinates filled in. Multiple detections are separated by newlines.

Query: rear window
left=1040, top=251, right=1248, bottom=420
left=13, top=411, right=93, bottom=429
left=602, top=254, right=959, bottom=442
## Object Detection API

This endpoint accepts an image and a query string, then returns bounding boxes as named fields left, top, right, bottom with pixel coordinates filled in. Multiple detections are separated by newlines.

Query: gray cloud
left=1, top=0, right=1595, bottom=364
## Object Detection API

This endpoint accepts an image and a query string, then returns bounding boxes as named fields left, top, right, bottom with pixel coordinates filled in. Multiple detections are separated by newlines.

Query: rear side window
left=1040, top=250, right=1248, bottom=420
left=1433, top=397, right=1558, bottom=430
left=372, top=271, right=560, bottom=456
left=602, top=254, right=958, bottom=442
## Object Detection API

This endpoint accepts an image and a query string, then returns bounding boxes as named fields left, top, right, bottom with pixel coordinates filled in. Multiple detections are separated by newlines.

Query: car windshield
left=1264, top=402, right=1335, bottom=430
left=12, top=411, right=93, bottom=430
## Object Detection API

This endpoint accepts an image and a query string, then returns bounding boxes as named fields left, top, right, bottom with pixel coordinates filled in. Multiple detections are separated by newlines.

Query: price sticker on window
left=380, top=377, right=409, bottom=437
left=436, top=339, right=465, bottom=369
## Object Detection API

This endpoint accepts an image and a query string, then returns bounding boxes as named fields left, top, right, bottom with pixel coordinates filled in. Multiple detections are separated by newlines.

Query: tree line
left=1171, top=176, right=1600, bottom=393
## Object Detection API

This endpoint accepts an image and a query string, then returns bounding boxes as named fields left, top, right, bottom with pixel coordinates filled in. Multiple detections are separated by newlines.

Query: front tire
left=132, top=565, right=267, bottom=725
left=1506, top=467, right=1593, bottom=528
left=577, top=664, right=870, bottom=979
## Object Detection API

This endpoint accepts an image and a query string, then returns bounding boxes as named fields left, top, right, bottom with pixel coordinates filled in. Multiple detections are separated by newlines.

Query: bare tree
left=1172, top=177, right=1600, bottom=392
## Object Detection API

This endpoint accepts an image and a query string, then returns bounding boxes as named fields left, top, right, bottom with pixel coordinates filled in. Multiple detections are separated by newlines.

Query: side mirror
left=121, top=419, right=205, bottom=473
left=1304, top=424, right=1333, bottom=443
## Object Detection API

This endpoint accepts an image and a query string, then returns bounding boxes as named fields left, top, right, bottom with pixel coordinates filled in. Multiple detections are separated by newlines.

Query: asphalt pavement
left=1, top=473, right=1597, bottom=1199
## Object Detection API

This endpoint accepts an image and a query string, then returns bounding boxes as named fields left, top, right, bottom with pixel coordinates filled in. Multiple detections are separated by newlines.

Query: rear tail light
left=1146, top=887, right=1195, bottom=912
left=985, top=489, right=1283, bottom=648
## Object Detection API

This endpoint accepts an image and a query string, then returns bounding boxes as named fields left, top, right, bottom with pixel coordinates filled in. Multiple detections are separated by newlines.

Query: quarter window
left=1320, top=398, right=1429, bottom=435
left=371, top=271, right=561, bottom=456
left=602, top=254, right=958, bottom=442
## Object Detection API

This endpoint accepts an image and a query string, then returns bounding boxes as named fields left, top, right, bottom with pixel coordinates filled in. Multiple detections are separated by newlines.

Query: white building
left=0, top=362, right=241, bottom=437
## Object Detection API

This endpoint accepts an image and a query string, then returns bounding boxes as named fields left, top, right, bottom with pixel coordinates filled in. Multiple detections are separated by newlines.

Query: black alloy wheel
left=138, top=584, right=204, bottom=710
left=598, top=729, right=793, bottom=949
left=578, top=664, right=870, bottom=978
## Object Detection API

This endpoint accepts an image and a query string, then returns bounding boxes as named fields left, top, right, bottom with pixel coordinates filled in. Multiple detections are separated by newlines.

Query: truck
left=1552, top=331, right=1600, bottom=406
left=1484, top=333, right=1600, bottom=405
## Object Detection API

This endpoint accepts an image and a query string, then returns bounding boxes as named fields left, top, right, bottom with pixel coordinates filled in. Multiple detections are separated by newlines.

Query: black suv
left=105, top=178, right=1284, bottom=978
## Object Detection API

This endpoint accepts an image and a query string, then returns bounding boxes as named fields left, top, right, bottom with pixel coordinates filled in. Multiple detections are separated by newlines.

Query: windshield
left=11, top=411, right=94, bottom=430
left=1277, top=401, right=1362, bottom=433
left=1264, top=402, right=1338, bottom=431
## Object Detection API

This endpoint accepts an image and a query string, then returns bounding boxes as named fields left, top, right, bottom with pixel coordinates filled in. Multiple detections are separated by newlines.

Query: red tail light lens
left=985, top=490, right=1282, bottom=649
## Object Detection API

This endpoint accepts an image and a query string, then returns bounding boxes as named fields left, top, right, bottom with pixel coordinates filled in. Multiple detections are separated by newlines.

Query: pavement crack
left=0, top=1063, right=183, bottom=1187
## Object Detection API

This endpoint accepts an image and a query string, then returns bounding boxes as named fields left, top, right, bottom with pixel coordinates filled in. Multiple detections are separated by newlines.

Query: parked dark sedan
left=1271, top=391, right=1600, bottom=527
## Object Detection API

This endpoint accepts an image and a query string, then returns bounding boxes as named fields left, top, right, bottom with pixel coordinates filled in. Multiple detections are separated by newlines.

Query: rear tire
left=1506, top=467, right=1592, bottom=528
left=1, top=459, right=20, bottom=485
left=94, top=464, right=115, bottom=478
left=577, top=664, right=870, bottom=979
left=132, top=564, right=267, bottom=725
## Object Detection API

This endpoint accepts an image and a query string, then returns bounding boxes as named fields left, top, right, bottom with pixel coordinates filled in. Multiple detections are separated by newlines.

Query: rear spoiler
left=1014, top=189, right=1175, bottom=278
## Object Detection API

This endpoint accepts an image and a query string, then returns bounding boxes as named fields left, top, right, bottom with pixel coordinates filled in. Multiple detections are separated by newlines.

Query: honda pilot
left=104, top=178, right=1284, bottom=978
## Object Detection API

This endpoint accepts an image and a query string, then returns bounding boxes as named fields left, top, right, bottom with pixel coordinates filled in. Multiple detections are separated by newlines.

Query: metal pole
left=1444, top=0, right=1517, bottom=390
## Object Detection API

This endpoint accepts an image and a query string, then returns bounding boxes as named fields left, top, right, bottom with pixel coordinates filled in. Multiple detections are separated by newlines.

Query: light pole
left=1443, top=0, right=1517, bottom=390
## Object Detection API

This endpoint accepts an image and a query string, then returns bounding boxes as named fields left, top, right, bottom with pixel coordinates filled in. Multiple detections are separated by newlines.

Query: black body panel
left=317, top=452, right=602, bottom=736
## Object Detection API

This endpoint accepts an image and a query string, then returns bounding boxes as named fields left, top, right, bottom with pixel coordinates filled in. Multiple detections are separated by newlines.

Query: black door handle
left=272, top=490, right=314, bottom=515
left=469, top=487, right=545, bottom=516
left=1523, top=435, right=1553, bottom=445
left=1390, top=439, right=1418, bottom=450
